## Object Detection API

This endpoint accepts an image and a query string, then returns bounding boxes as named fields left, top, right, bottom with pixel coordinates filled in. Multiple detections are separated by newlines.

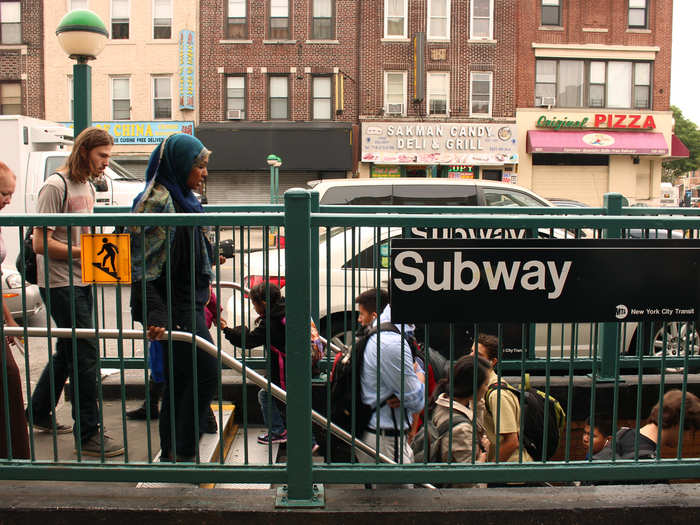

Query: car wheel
left=625, top=321, right=700, bottom=373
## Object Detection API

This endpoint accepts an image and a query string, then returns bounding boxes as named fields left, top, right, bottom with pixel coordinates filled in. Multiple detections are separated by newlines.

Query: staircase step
left=214, top=425, right=281, bottom=489
left=137, top=403, right=236, bottom=489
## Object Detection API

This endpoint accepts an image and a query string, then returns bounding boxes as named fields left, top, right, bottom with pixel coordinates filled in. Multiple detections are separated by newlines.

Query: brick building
left=197, top=0, right=359, bottom=203
left=514, top=0, right=680, bottom=205
left=0, top=0, right=44, bottom=118
left=357, top=0, right=519, bottom=181
left=44, top=0, right=198, bottom=176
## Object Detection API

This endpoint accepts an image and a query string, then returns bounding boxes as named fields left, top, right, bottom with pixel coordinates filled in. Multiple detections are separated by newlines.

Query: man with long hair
left=27, top=127, right=124, bottom=457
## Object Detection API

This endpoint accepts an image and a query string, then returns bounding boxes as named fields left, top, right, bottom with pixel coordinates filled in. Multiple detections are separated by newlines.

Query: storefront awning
left=526, top=130, right=668, bottom=155
left=669, top=134, right=690, bottom=159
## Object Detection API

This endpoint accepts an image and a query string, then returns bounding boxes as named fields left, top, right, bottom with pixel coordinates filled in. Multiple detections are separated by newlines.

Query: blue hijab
left=132, top=133, right=206, bottom=213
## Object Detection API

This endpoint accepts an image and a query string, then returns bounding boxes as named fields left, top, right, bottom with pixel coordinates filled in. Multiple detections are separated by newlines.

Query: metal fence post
left=310, top=191, right=320, bottom=324
left=279, top=189, right=322, bottom=507
left=599, top=193, right=627, bottom=381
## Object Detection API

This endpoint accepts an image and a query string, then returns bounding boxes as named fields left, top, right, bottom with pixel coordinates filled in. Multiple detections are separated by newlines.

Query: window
left=628, top=0, right=647, bottom=28
left=470, top=0, right=492, bottom=40
left=152, top=76, right=171, bottom=119
left=153, top=0, right=171, bottom=39
left=483, top=189, right=545, bottom=207
left=427, top=72, right=448, bottom=115
left=384, top=0, right=407, bottom=39
left=70, top=0, right=88, bottom=9
left=269, top=76, right=288, bottom=119
left=227, top=0, right=246, bottom=39
left=226, top=76, right=245, bottom=118
left=427, top=0, right=449, bottom=40
left=312, top=0, right=334, bottom=39
left=384, top=71, right=406, bottom=115
left=634, top=62, right=651, bottom=109
left=470, top=71, right=492, bottom=116
left=0, top=82, right=21, bottom=114
left=0, top=1, right=21, bottom=44
left=312, top=76, right=332, bottom=120
left=111, top=0, right=129, bottom=39
left=112, top=77, right=130, bottom=120
left=270, top=0, right=289, bottom=39
left=536, top=59, right=652, bottom=109
left=541, top=0, right=560, bottom=26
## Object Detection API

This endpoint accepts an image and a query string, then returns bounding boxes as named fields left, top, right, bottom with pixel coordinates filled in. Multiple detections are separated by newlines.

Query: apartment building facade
left=197, top=0, right=358, bottom=204
left=357, top=0, right=519, bottom=182
left=515, top=0, right=681, bottom=205
left=44, top=0, right=198, bottom=175
left=0, top=0, right=44, bottom=118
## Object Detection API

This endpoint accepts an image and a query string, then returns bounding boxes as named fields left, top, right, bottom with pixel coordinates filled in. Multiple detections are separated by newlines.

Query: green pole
left=269, top=164, right=275, bottom=205
left=310, top=191, right=320, bottom=323
left=283, top=189, right=313, bottom=503
left=598, top=192, right=627, bottom=381
left=73, top=59, right=92, bottom=137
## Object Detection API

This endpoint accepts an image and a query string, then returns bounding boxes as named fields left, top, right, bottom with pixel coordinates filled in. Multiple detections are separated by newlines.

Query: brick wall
left=0, top=0, right=44, bottom=117
left=359, top=0, right=517, bottom=121
left=516, top=0, right=673, bottom=111
left=199, top=0, right=360, bottom=123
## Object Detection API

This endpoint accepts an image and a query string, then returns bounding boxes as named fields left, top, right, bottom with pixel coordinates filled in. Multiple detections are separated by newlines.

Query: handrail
left=2, top=326, right=427, bottom=484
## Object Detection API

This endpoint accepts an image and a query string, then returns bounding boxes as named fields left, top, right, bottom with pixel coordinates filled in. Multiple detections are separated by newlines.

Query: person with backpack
left=27, top=127, right=124, bottom=458
left=412, top=355, right=490, bottom=487
left=471, top=333, right=532, bottom=463
left=221, top=282, right=289, bottom=445
left=353, top=289, right=425, bottom=474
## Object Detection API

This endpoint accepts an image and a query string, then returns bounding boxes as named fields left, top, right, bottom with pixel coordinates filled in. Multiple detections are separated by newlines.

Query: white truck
left=0, top=115, right=143, bottom=320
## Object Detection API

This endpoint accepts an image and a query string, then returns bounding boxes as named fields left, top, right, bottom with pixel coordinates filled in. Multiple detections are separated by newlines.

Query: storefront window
left=634, top=63, right=651, bottom=109
left=607, top=61, right=632, bottom=108
left=557, top=60, right=584, bottom=107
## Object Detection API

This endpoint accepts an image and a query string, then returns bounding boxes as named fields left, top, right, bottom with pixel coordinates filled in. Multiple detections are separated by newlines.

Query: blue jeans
left=159, top=308, right=218, bottom=459
left=30, top=286, right=99, bottom=442
left=258, top=389, right=286, bottom=437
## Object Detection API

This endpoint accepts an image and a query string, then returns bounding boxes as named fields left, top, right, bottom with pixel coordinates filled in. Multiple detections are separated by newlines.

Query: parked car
left=225, top=179, right=688, bottom=364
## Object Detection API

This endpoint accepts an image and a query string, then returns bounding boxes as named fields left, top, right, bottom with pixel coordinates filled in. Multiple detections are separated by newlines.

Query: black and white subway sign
left=390, top=239, right=700, bottom=323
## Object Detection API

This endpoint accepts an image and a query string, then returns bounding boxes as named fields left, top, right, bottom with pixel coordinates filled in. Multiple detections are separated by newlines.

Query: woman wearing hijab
left=129, top=133, right=218, bottom=462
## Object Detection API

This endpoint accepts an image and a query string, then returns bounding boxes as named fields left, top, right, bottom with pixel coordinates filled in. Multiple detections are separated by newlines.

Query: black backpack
left=16, top=173, right=68, bottom=285
left=411, top=411, right=470, bottom=463
left=485, top=380, right=566, bottom=461
left=329, top=322, right=400, bottom=434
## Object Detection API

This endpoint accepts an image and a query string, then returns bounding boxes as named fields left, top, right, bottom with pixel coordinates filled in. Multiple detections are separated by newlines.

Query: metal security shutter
left=205, top=171, right=331, bottom=204
left=532, top=165, right=609, bottom=207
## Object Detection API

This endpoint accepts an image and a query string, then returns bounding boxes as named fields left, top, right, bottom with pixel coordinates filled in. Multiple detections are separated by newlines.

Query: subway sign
left=390, top=238, right=700, bottom=323
left=536, top=113, right=657, bottom=130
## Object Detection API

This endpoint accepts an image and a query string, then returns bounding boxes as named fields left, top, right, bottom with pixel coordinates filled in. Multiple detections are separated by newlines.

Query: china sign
left=179, top=30, right=195, bottom=110
left=361, top=122, right=518, bottom=165
left=62, top=121, right=194, bottom=145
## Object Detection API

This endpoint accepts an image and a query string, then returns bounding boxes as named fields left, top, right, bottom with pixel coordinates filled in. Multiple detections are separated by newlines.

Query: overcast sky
left=671, top=0, right=700, bottom=125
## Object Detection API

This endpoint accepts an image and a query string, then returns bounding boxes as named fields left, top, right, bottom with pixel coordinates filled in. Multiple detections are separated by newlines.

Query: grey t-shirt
left=36, top=172, right=95, bottom=288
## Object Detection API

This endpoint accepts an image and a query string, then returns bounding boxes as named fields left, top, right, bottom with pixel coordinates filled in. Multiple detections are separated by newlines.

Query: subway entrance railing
left=0, top=193, right=698, bottom=506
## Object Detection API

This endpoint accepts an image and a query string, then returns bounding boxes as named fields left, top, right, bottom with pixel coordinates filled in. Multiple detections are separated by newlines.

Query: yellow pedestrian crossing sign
left=81, top=233, right=131, bottom=284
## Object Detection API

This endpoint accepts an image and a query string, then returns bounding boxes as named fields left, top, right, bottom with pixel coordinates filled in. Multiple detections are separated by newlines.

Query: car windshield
left=109, top=159, right=142, bottom=180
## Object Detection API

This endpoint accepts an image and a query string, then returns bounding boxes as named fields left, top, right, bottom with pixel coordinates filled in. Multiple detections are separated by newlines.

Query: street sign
left=80, top=233, right=131, bottom=284
left=390, top=238, right=700, bottom=323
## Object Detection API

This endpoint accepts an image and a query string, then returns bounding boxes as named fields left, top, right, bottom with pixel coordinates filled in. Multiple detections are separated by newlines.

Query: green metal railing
left=0, top=193, right=698, bottom=505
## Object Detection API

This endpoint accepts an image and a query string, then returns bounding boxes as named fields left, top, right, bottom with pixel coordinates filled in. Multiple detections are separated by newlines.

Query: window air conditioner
left=227, top=109, right=244, bottom=120
left=386, top=103, right=404, bottom=115
left=535, top=96, right=555, bottom=107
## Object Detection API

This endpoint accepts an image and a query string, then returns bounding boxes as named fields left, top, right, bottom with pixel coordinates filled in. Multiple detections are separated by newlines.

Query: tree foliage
left=663, top=106, right=700, bottom=181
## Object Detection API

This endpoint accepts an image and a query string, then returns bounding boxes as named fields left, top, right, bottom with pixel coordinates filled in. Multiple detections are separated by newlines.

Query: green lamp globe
left=56, top=9, right=108, bottom=60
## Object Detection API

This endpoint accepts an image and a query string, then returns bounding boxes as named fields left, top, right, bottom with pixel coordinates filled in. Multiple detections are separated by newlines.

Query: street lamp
left=56, top=9, right=108, bottom=137
left=266, top=154, right=282, bottom=205
left=266, top=154, right=283, bottom=246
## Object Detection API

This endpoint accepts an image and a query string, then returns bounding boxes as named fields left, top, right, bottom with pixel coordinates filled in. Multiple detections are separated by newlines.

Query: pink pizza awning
left=527, top=130, right=668, bottom=156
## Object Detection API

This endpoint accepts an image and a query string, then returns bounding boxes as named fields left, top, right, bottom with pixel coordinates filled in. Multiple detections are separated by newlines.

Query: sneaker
left=77, top=432, right=125, bottom=457
left=28, top=415, right=72, bottom=434
left=126, top=404, right=159, bottom=420
left=257, top=430, right=287, bottom=445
